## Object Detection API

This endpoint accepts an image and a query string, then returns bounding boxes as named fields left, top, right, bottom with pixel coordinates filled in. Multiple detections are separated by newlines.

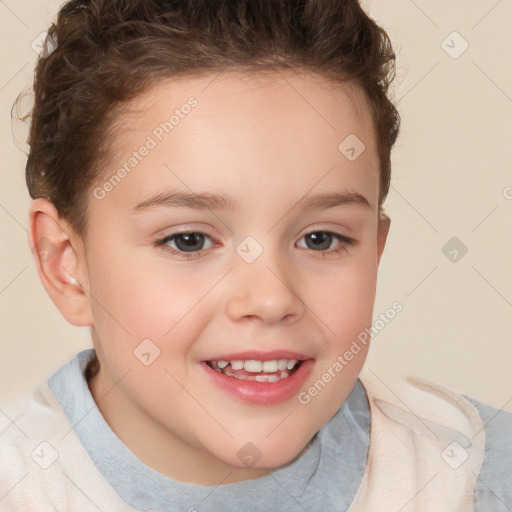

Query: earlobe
left=377, top=212, right=391, bottom=265
left=28, top=198, right=93, bottom=327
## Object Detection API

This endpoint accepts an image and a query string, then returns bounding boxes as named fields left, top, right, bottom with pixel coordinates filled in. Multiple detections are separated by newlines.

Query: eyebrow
left=130, top=189, right=372, bottom=214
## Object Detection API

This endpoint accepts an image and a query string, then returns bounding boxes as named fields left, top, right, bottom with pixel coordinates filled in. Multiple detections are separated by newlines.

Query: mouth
left=201, top=352, right=314, bottom=405
left=205, top=358, right=303, bottom=382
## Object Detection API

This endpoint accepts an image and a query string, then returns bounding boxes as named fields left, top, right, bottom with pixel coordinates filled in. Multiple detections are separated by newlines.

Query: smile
left=206, top=359, right=302, bottom=382
left=201, top=352, right=314, bottom=405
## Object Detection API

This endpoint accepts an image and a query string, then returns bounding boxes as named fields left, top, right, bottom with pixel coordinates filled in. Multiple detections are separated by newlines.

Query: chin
left=210, top=433, right=313, bottom=473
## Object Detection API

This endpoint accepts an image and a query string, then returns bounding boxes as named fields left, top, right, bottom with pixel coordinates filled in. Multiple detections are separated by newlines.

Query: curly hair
left=21, top=0, right=400, bottom=241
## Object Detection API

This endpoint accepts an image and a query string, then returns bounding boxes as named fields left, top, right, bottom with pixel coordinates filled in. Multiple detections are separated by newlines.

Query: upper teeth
left=213, top=359, right=298, bottom=373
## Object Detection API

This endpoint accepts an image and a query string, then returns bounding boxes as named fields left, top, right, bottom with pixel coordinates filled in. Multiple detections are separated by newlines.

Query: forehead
left=112, top=71, right=375, bottom=154
left=95, top=70, right=379, bottom=215
left=118, top=69, right=375, bottom=142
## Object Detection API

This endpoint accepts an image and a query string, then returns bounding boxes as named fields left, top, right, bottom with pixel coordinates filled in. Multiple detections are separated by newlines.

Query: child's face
left=68, top=71, right=388, bottom=482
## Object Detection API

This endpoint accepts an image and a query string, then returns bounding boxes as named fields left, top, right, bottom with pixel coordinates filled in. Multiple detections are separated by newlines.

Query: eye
left=154, top=230, right=215, bottom=258
left=296, top=230, right=354, bottom=254
left=153, top=229, right=354, bottom=260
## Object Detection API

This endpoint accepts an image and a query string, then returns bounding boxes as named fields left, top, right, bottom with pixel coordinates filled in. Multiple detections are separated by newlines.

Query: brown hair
left=23, top=0, right=400, bottom=241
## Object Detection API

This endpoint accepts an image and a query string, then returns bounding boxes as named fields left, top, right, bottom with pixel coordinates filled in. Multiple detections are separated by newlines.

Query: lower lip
left=201, top=359, right=314, bottom=405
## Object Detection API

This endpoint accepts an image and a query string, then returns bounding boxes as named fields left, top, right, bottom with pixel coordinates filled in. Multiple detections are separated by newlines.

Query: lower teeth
left=222, top=370, right=289, bottom=381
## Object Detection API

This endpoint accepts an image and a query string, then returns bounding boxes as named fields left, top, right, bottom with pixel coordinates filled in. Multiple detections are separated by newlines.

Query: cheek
left=90, top=247, right=191, bottom=331
left=297, top=261, right=377, bottom=420
left=306, top=256, right=378, bottom=342
left=88, top=252, right=217, bottom=365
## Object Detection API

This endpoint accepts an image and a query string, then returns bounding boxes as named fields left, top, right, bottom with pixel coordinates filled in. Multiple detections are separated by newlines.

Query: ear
left=376, top=210, right=391, bottom=266
left=28, top=198, right=93, bottom=327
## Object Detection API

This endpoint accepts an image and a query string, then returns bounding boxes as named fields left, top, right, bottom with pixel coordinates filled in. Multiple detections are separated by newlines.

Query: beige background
left=1, top=0, right=511, bottom=412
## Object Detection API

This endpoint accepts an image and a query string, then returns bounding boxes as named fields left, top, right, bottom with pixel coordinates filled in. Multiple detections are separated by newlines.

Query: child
left=1, top=0, right=510, bottom=510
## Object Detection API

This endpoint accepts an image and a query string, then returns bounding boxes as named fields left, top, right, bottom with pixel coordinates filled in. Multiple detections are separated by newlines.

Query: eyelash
left=153, top=229, right=355, bottom=260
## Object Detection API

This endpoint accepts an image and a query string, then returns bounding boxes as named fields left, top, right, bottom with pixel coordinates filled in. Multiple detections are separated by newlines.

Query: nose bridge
left=225, top=241, right=304, bottom=325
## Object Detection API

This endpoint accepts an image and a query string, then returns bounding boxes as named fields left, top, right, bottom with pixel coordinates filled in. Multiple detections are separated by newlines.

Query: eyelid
left=154, top=226, right=217, bottom=242
left=155, top=227, right=353, bottom=242
left=301, top=226, right=353, bottom=238
left=299, top=225, right=355, bottom=243
left=173, top=229, right=215, bottom=244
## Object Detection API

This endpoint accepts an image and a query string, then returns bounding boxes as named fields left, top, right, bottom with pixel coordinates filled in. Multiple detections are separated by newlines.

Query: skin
left=29, top=70, right=390, bottom=485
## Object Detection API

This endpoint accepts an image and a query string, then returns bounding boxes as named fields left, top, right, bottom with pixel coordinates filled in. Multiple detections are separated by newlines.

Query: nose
left=224, top=256, right=305, bottom=326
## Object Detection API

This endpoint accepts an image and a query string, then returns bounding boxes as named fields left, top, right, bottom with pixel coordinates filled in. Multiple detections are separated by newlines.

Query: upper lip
left=202, top=350, right=312, bottom=362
